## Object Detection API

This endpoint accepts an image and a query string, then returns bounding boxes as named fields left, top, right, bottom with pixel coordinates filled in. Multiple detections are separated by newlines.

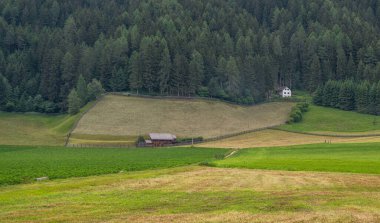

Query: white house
left=277, top=87, right=292, bottom=98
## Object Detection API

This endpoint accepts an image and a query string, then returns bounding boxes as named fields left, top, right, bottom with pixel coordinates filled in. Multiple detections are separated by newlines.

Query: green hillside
left=279, top=105, right=380, bottom=134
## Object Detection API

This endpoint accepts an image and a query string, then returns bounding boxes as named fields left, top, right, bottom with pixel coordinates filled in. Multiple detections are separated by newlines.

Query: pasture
left=199, top=129, right=380, bottom=149
left=0, top=103, right=93, bottom=146
left=1, top=166, right=380, bottom=222
left=0, top=145, right=227, bottom=185
left=72, top=95, right=294, bottom=141
left=279, top=105, right=380, bottom=134
left=211, top=143, right=380, bottom=174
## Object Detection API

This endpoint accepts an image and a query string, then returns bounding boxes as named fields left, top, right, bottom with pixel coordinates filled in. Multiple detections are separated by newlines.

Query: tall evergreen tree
left=355, top=81, right=370, bottom=113
left=67, top=89, right=81, bottom=115
left=189, top=50, right=204, bottom=95
left=338, top=80, right=356, bottom=111
left=76, top=75, right=88, bottom=106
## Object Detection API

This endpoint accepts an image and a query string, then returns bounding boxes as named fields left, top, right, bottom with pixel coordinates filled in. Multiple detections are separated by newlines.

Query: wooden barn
left=146, top=133, right=177, bottom=147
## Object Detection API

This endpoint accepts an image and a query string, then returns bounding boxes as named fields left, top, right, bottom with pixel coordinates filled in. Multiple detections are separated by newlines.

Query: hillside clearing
left=198, top=129, right=380, bottom=149
left=72, top=95, right=294, bottom=140
left=212, top=143, right=380, bottom=174
left=1, top=167, right=380, bottom=222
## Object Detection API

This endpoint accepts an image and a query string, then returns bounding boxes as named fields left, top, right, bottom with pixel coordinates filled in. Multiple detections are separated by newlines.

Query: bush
left=287, top=102, right=309, bottom=124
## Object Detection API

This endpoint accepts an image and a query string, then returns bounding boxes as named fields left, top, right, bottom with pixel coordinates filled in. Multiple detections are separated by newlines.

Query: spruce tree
left=67, top=89, right=81, bottom=115
left=225, top=57, right=240, bottom=98
left=129, top=51, right=142, bottom=94
left=87, top=79, right=104, bottom=101
left=313, top=86, right=324, bottom=105
left=110, top=68, right=127, bottom=92
left=355, top=81, right=370, bottom=113
left=339, top=80, right=355, bottom=111
left=189, top=50, right=204, bottom=95
left=158, top=44, right=171, bottom=95
left=76, top=75, right=88, bottom=106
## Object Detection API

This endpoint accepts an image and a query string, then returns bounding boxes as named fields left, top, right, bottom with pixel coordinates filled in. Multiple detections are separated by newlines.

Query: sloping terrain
left=199, top=129, right=380, bottom=149
left=72, top=95, right=294, bottom=141
left=0, top=103, right=93, bottom=146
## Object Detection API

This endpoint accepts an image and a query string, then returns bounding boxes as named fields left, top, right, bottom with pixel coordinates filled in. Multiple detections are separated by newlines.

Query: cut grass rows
left=1, top=167, right=380, bottom=222
left=73, top=95, right=294, bottom=139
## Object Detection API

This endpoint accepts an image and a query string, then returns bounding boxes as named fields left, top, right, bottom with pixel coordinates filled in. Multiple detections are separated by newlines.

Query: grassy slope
left=279, top=105, right=380, bottom=133
left=1, top=166, right=380, bottom=222
left=212, top=143, right=380, bottom=174
left=0, top=145, right=227, bottom=185
left=0, top=103, right=93, bottom=146
left=199, top=129, right=380, bottom=149
left=72, top=95, right=294, bottom=141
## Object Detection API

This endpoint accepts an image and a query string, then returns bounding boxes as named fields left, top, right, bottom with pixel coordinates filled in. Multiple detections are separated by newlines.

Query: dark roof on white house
left=149, top=133, right=177, bottom=141
left=277, top=86, right=290, bottom=91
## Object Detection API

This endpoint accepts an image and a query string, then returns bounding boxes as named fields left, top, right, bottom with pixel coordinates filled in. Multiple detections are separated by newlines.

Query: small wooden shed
left=148, top=133, right=177, bottom=147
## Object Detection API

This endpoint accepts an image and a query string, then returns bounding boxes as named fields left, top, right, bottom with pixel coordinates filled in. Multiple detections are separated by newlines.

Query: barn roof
left=149, top=133, right=177, bottom=141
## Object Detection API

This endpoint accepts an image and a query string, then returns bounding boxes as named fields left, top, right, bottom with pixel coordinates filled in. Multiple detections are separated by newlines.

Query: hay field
left=72, top=95, right=294, bottom=139
left=2, top=166, right=380, bottom=222
left=199, top=129, right=380, bottom=149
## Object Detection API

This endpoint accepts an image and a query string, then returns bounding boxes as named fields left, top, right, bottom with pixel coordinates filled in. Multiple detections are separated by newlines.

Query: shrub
left=287, top=102, right=310, bottom=124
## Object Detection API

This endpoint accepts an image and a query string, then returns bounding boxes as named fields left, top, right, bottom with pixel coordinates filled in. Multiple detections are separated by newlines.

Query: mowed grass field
left=211, top=143, right=380, bottom=174
left=199, top=129, right=380, bottom=149
left=0, top=145, right=227, bottom=185
left=72, top=95, right=294, bottom=142
left=2, top=166, right=380, bottom=222
left=279, top=105, right=380, bottom=134
left=0, top=103, right=94, bottom=146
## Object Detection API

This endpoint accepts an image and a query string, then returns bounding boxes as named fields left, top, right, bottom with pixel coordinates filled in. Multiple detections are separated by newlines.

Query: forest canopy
left=0, top=0, right=379, bottom=112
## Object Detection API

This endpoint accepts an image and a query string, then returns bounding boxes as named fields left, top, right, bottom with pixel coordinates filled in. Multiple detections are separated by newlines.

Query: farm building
left=277, top=87, right=292, bottom=98
left=146, top=133, right=177, bottom=147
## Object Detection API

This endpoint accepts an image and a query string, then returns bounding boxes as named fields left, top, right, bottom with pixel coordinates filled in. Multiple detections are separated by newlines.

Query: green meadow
left=0, top=145, right=227, bottom=185
left=212, top=143, right=380, bottom=174
left=0, top=103, right=94, bottom=146
left=279, top=105, right=380, bottom=133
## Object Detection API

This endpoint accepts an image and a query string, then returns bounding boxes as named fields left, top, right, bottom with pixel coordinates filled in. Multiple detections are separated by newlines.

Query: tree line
left=0, top=0, right=379, bottom=113
left=314, top=80, right=380, bottom=115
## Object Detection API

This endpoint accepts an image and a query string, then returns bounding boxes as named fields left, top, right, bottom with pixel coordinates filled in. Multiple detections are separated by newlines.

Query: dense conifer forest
left=0, top=0, right=379, bottom=113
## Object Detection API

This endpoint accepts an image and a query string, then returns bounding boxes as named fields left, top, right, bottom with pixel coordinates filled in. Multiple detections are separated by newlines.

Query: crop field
left=211, top=143, right=380, bottom=174
left=199, top=129, right=380, bottom=149
left=1, top=166, right=380, bottom=222
left=72, top=95, right=294, bottom=140
left=0, top=103, right=93, bottom=146
left=0, top=145, right=227, bottom=185
left=278, top=105, right=380, bottom=134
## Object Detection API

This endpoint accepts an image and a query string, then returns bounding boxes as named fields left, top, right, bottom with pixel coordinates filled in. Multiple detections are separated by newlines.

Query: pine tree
left=76, top=75, right=88, bottom=106
left=67, top=89, right=81, bottom=115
